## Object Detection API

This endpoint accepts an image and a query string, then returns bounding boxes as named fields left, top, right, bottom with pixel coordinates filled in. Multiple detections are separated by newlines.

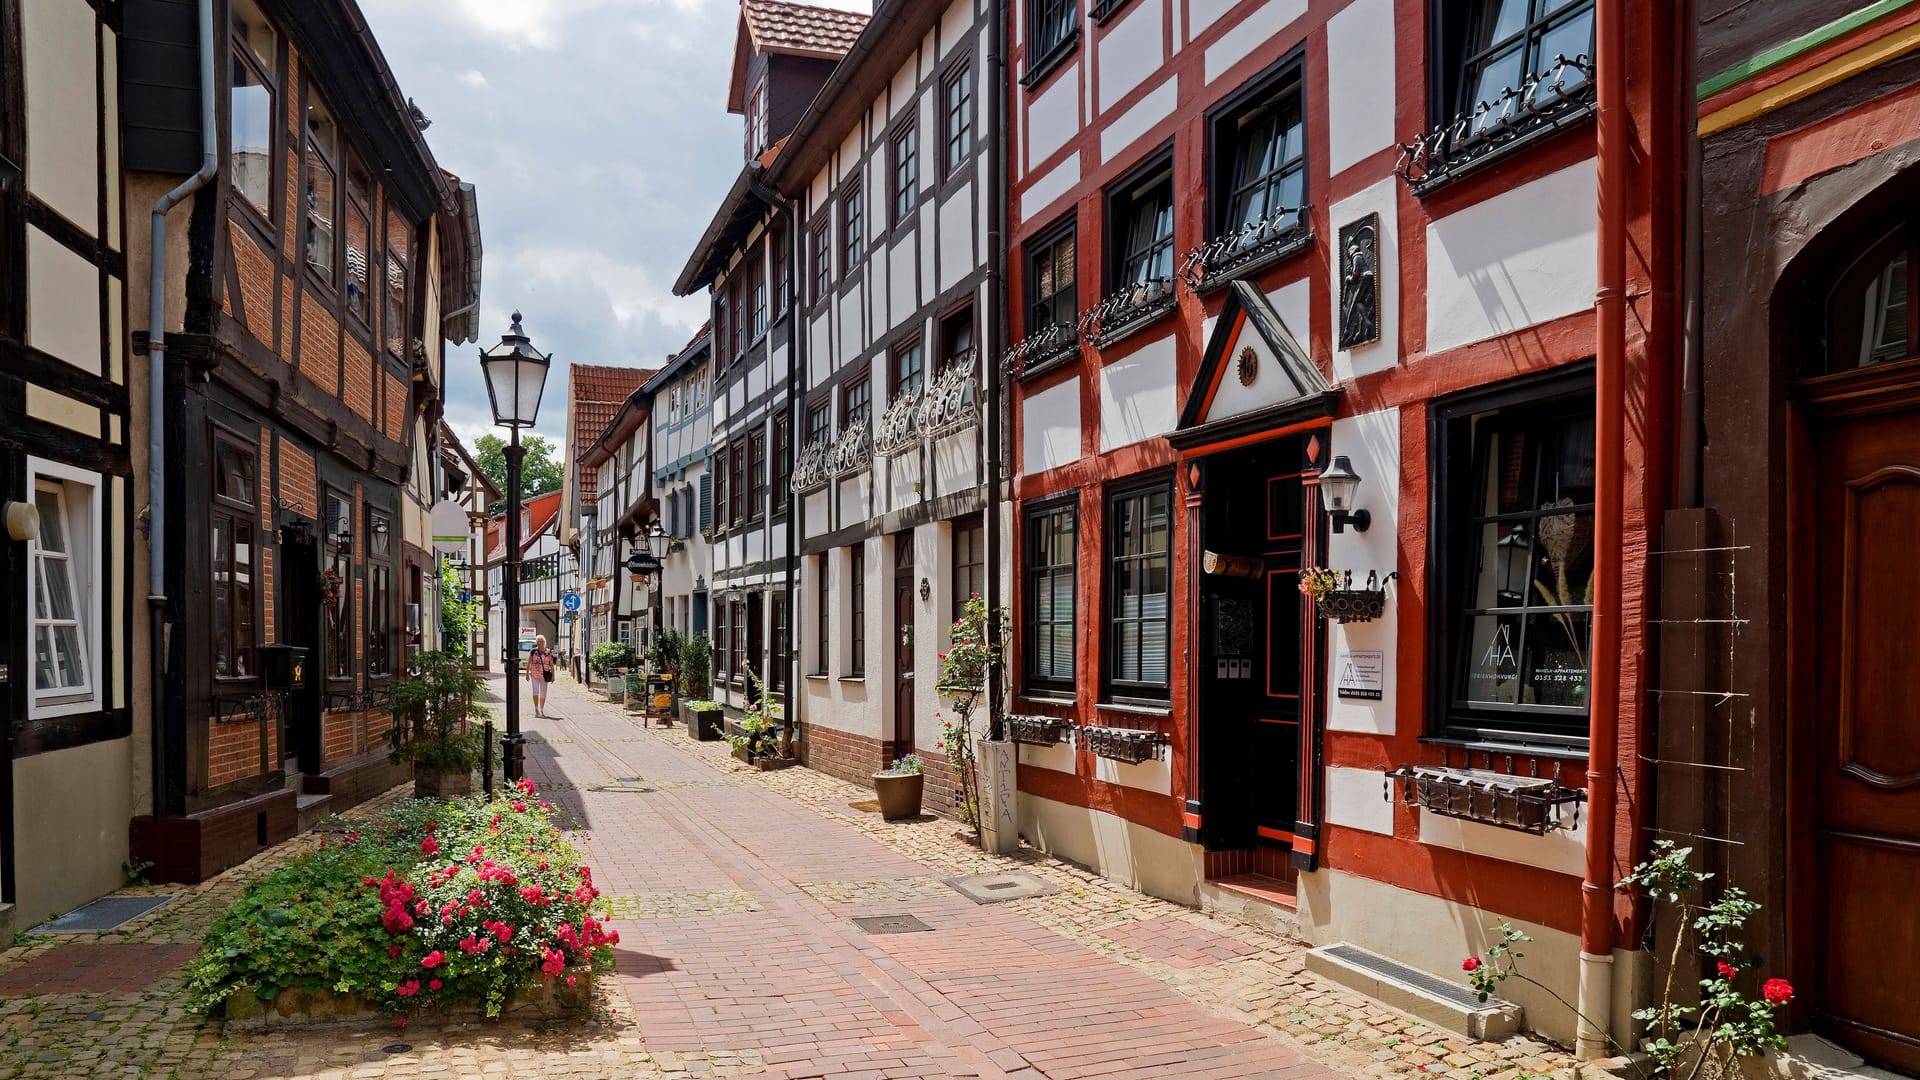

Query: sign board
left=1336, top=650, right=1384, bottom=701
left=562, top=591, right=582, bottom=612
left=429, top=500, right=470, bottom=556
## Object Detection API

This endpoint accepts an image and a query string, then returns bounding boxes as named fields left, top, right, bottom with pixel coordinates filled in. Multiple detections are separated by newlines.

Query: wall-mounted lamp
left=919, top=577, right=931, bottom=601
left=371, top=517, right=390, bottom=535
left=3, top=500, right=41, bottom=542
left=336, top=521, right=355, bottom=555
left=1318, top=455, right=1371, bottom=534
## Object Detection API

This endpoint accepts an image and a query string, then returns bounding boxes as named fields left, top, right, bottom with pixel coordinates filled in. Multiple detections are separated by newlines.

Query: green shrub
left=388, top=650, right=484, bottom=772
left=182, top=783, right=615, bottom=1019
left=588, top=641, right=634, bottom=678
left=681, top=634, right=712, bottom=700
left=648, top=628, right=684, bottom=682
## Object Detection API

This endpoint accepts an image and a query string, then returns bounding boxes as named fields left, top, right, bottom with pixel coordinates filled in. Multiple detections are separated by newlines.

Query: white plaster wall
left=103, top=29, right=120, bottom=251
left=1025, top=60, right=1080, bottom=168
left=1100, top=77, right=1177, bottom=164
left=940, top=0, right=971, bottom=57
left=23, top=0, right=99, bottom=233
left=28, top=226, right=103, bottom=371
left=1097, top=1, right=1163, bottom=113
left=1330, top=179, right=1401, bottom=381
left=890, top=55, right=918, bottom=122
left=1325, top=407, right=1400, bottom=735
left=1021, top=154, right=1081, bottom=223
left=1022, top=376, right=1081, bottom=475
left=13, top=736, right=132, bottom=929
left=1020, top=792, right=1204, bottom=906
left=1093, top=752, right=1173, bottom=795
left=1268, top=276, right=1312, bottom=343
left=1323, top=764, right=1393, bottom=835
left=1098, top=337, right=1179, bottom=452
left=1018, top=739, right=1075, bottom=772
left=939, top=182, right=975, bottom=292
left=1187, top=0, right=1238, bottom=39
left=838, top=287, right=865, bottom=359
left=1425, top=160, right=1597, bottom=353
left=803, top=489, right=831, bottom=538
left=1418, top=804, right=1587, bottom=878
left=930, top=429, right=978, bottom=495
left=1324, top=0, right=1397, bottom=176
left=889, top=232, right=918, bottom=333
left=1203, top=278, right=1311, bottom=426
left=1205, top=0, right=1307, bottom=84
left=810, top=312, right=833, bottom=385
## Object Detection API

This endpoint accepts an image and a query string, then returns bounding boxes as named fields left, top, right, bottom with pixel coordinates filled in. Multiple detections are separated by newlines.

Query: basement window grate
left=31, top=895, right=174, bottom=933
left=1322, top=944, right=1488, bottom=1010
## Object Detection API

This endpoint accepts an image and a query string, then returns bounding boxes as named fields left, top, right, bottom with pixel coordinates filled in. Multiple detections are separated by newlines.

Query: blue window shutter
left=699, top=473, right=713, bottom=530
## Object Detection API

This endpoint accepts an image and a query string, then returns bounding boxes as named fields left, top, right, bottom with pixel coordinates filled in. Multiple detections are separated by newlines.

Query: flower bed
left=183, top=779, right=616, bottom=1024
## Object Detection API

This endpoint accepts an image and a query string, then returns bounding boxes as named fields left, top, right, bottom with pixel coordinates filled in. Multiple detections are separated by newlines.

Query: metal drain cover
left=944, top=871, right=1057, bottom=904
left=852, top=914, right=933, bottom=934
left=31, top=895, right=173, bottom=933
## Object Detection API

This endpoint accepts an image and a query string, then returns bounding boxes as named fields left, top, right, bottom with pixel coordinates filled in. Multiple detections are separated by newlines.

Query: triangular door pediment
left=1169, top=280, right=1339, bottom=453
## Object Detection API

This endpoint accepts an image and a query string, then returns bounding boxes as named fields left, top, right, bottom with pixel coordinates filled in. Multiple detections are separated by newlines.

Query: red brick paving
left=0, top=943, right=198, bottom=995
left=1100, top=916, right=1264, bottom=969
left=523, top=688, right=1342, bottom=1079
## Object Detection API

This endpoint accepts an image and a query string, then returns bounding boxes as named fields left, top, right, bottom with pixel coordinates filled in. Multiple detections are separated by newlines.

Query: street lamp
left=480, top=311, right=551, bottom=783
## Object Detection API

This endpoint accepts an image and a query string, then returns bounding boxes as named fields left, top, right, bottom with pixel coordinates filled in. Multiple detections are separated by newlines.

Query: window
left=814, top=554, right=830, bottom=674
left=770, top=223, right=788, bottom=318
left=728, top=438, right=746, bottom=524
left=805, top=399, right=831, bottom=448
left=891, top=336, right=924, bottom=399
left=1433, top=373, right=1596, bottom=746
left=1027, top=0, right=1078, bottom=77
left=229, top=0, right=277, bottom=222
left=731, top=275, right=748, bottom=358
left=325, top=491, right=353, bottom=680
left=747, top=429, right=766, bottom=523
left=952, top=516, right=985, bottom=621
left=384, top=210, right=411, bottom=360
left=1024, top=500, right=1077, bottom=691
left=1828, top=225, right=1916, bottom=371
left=773, top=415, right=791, bottom=512
left=1449, top=0, right=1594, bottom=141
left=714, top=601, right=729, bottom=681
left=848, top=543, right=866, bottom=677
left=842, top=368, right=872, bottom=431
left=1215, top=74, right=1306, bottom=235
left=366, top=508, right=393, bottom=677
left=714, top=290, right=731, bottom=367
left=212, top=435, right=258, bottom=680
left=1027, top=218, right=1077, bottom=334
left=28, top=460, right=101, bottom=715
left=346, top=152, right=373, bottom=323
left=730, top=598, right=748, bottom=685
left=751, top=250, right=768, bottom=339
left=713, top=445, right=729, bottom=529
left=1106, top=479, right=1172, bottom=699
left=842, top=183, right=864, bottom=271
left=812, top=222, right=832, bottom=303
left=770, top=592, right=788, bottom=694
left=303, top=90, right=338, bottom=281
left=942, top=60, right=974, bottom=178
left=940, top=305, right=978, bottom=405
left=1111, top=161, right=1175, bottom=289
left=891, top=121, right=918, bottom=225
left=699, top=471, right=713, bottom=531
left=744, top=80, right=767, bottom=160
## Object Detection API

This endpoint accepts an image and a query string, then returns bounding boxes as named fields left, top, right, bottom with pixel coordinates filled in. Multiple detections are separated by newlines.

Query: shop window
left=1828, top=226, right=1916, bottom=371
left=1212, top=71, right=1306, bottom=238
left=891, top=119, right=918, bottom=225
left=1105, top=479, right=1172, bottom=700
left=1432, top=370, right=1596, bottom=747
left=212, top=435, right=258, bottom=681
left=27, top=459, right=101, bottom=716
left=848, top=543, right=866, bottom=677
left=1026, top=217, right=1077, bottom=336
left=1024, top=499, right=1077, bottom=692
left=942, top=58, right=973, bottom=178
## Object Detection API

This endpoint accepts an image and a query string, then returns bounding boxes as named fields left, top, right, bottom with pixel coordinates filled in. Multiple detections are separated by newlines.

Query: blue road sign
left=562, top=591, right=582, bottom=612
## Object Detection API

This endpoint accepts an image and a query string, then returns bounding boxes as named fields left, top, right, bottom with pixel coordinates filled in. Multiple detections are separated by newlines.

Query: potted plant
left=387, top=648, right=484, bottom=798
left=873, top=754, right=925, bottom=820
left=684, top=699, right=725, bottom=741
left=1299, top=567, right=1393, bottom=623
left=680, top=633, right=712, bottom=725
left=589, top=641, right=634, bottom=700
left=724, top=668, right=786, bottom=767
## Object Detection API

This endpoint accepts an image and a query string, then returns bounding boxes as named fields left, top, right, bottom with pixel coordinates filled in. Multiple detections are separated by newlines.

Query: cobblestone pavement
left=0, top=676, right=1575, bottom=1079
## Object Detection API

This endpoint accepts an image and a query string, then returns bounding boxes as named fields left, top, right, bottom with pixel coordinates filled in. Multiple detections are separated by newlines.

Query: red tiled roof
left=568, top=363, right=655, bottom=491
left=741, top=0, right=869, bottom=59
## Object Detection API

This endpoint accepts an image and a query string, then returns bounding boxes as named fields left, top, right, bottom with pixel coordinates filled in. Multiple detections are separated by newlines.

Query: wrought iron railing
left=1396, top=54, right=1594, bottom=191
left=1179, top=205, right=1311, bottom=292
left=1003, top=322, right=1079, bottom=378
left=1078, top=277, right=1177, bottom=345
left=212, top=690, right=289, bottom=725
left=874, top=385, right=923, bottom=457
left=790, top=437, right=832, bottom=493
left=918, top=350, right=978, bottom=438
left=825, top=422, right=871, bottom=477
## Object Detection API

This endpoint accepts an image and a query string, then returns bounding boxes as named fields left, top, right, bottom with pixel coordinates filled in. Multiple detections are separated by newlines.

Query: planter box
left=689, top=707, right=725, bottom=742
left=413, top=763, right=472, bottom=799
left=1384, top=765, right=1585, bottom=835
left=755, top=755, right=795, bottom=772
left=872, top=772, right=924, bottom=819
left=1083, top=725, right=1168, bottom=764
left=1318, top=588, right=1387, bottom=623
left=217, top=966, right=593, bottom=1030
left=1006, top=715, right=1073, bottom=746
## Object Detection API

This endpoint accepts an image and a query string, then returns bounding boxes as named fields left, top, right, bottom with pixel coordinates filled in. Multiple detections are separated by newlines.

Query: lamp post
left=480, top=311, right=552, bottom=783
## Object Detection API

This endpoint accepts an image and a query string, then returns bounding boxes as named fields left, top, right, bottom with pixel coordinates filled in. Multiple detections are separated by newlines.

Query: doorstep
left=1199, top=874, right=1301, bottom=938
left=295, top=793, right=334, bottom=834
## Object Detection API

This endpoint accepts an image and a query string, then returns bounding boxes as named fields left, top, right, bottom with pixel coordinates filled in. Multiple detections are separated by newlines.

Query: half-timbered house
left=1003, top=0, right=1681, bottom=1049
left=644, top=327, right=715, bottom=643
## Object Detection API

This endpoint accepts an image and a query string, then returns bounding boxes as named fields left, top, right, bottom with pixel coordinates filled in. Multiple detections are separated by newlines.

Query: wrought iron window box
left=1006, top=715, right=1074, bottom=746
left=1082, top=725, right=1168, bottom=764
left=1398, top=58, right=1596, bottom=195
left=1006, top=326, right=1081, bottom=381
left=1182, top=227, right=1312, bottom=296
left=1084, top=284, right=1179, bottom=350
left=212, top=691, right=289, bottom=725
left=1383, top=764, right=1585, bottom=835
left=1318, top=589, right=1387, bottom=623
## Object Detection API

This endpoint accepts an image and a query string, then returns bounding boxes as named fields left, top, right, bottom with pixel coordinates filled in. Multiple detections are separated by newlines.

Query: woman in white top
left=528, top=634, right=556, bottom=718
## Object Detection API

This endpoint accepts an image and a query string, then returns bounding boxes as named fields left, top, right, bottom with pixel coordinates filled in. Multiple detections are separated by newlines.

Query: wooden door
left=1810, top=404, right=1920, bottom=1071
left=893, top=533, right=915, bottom=759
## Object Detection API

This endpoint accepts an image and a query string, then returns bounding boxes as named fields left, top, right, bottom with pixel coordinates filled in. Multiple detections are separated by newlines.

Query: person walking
left=528, top=634, right=557, bottom=718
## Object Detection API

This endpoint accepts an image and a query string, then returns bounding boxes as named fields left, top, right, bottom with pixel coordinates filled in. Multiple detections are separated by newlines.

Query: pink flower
left=1763, top=978, right=1794, bottom=1004
left=566, top=975, right=577, bottom=986
left=1461, top=957, right=1482, bottom=973
left=421, top=950, right=446, bottom=969
left=395, top=979, right=420, bottom=998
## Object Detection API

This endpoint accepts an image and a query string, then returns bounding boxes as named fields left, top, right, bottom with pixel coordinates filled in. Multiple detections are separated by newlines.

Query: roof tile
left=742, top=0, right=869, bottom=59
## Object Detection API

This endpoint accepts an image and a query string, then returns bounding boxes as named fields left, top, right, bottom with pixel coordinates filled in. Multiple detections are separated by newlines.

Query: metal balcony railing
left=1396, top=53, right=1594, bottom=192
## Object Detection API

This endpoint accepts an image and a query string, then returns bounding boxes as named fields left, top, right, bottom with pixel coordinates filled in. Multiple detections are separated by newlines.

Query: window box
left=1007, top=715, right=1074, bottom=746
left=1317, top=589, right=1387, bottom=624
left=1383, top=764, right=1585, bottom=835
left=1082, top=725, right=1167, bottom=764
left=1180, top=218, right=1312, bottom=295
left=1083, top=284, right=1178, bottom=349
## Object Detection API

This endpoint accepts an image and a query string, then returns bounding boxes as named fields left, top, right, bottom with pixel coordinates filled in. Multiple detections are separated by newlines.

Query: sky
left=357, top=0, right=866, bottom=463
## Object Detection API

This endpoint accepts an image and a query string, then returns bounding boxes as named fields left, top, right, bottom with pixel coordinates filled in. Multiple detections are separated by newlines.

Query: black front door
left=281, top=532, right=322, bottom=774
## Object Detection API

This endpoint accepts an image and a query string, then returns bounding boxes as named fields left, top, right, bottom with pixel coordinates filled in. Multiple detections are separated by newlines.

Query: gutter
left=1579, top=0, right=1628, bottom=1057
left=146, top=0, right=219, bottom=818
left=985, top=0, right=1008, bottom=741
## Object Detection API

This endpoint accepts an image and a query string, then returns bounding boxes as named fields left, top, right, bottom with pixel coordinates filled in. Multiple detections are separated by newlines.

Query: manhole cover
left=382, top=1043, right=412, bottom=1054
left=31, top=895, right=173, bottom=933
left=587, top=784, right=656, bottom=794
left=944, top=872, right=1057, bottom=905
left=851, top=914, right=933, bottom=934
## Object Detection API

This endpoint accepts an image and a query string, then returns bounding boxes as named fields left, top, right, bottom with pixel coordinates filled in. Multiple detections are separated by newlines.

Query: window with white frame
left=28, top=459, right=102, bottom=717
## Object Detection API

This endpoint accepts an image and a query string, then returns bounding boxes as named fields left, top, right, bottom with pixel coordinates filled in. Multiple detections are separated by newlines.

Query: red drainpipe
left=1580, top=0, right=1627, bottom=1058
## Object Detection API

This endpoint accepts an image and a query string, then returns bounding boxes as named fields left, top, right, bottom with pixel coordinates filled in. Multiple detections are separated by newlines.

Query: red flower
left=1763, top=978, right=1794, bottom=1004
left=421, top=950, right=446, bottom=969
left=512, top=801, right=528, bottom=812
left=1717, top=961, right=1739, bottom=979
left=1461, top=957, right=1482, bottom=973
left=419, top=836, right=439, bottom=856
left=395, top=979, right=420, bottom=998
left=428, top=978, right=443, bottom=991
left=388, top=945, right=402, bottom=958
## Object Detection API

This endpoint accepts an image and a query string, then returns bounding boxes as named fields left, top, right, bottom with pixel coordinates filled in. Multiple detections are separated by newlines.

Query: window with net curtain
left=1453, top=0, right=1595, bottom=141
left=1106, top=479, right=1171, bottom=700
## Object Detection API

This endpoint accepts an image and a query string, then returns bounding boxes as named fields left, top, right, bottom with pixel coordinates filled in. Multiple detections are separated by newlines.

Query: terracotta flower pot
left=872, top=772, right=924, bottom=821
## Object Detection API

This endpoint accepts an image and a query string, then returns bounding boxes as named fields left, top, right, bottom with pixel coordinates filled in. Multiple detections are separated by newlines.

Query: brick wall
left=300, top=292, right=341, bottom=397
left=207, top=718, right=264, bottom=788
left=278, top=440, right=316, bottom=520
left=802, top=722, right=966, bottom=818
left=383, top=371, right=407, bottom=442
left=343, top=336, right=373, bottom=422
left=228, top=222, right=276, bottom=338
left=322, top=710, right=354, bottom=763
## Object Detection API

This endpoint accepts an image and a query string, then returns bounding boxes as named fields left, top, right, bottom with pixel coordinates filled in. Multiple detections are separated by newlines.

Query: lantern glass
left=1319, top=454, right=1362, bottom=513
left=479, top=312, right=552, bottom=429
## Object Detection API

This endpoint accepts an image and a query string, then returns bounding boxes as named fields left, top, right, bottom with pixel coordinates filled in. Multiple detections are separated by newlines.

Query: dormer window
left=744, top=81, right=768, bottom=160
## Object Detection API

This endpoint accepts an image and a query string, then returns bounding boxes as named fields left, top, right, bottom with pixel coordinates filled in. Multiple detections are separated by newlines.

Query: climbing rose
left=428, top=979, right=443, bottom=991
left=1461, top=957, right=1482, bottom=973
left=1763, top=978, right=1794, bottom=1004
left=1717, top=961, right=1739, bottom=979
left=394, top=979, right=420, bottom=998
left=421, top=950, right=446, bottom=969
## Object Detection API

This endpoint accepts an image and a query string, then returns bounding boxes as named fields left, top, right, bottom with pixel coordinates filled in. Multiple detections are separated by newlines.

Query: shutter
left=699, top=473, right=713, bottom=530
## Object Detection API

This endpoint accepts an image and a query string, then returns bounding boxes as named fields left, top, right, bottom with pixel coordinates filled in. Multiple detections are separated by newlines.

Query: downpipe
left=147, top=0, right=219, bottom=816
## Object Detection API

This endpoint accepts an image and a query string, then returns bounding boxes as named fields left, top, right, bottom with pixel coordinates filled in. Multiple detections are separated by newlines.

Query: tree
left=474, top=433, right=565, bottom=512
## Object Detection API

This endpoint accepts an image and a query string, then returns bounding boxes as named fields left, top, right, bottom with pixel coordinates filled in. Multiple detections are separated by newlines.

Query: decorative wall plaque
left=1237, top=345, right=1258, bottom=386
left=1337, top=214, right=1380, bottom=350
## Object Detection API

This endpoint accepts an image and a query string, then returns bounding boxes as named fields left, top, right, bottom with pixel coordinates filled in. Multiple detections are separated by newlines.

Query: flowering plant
left=1297, top=567, right=1341, bottom=602
left=935, top=596, right=1008, bottom=836
left=879, top=753, right=924, bottom=777
left=1461, top=841, right=1791, bottom=1077
left=320, top=568, right=345, bottom=606
left=724, top=667, right=784, bottom=760
left=182, top=780, right=614, bottom=1019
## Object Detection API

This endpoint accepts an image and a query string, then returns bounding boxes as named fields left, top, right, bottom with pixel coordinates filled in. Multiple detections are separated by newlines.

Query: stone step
left=295, top=793, right=334, bottom=833
left=1304, top=942, right=1522, bottom=1042
left=1198, top=874, right=1302, bottom=939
